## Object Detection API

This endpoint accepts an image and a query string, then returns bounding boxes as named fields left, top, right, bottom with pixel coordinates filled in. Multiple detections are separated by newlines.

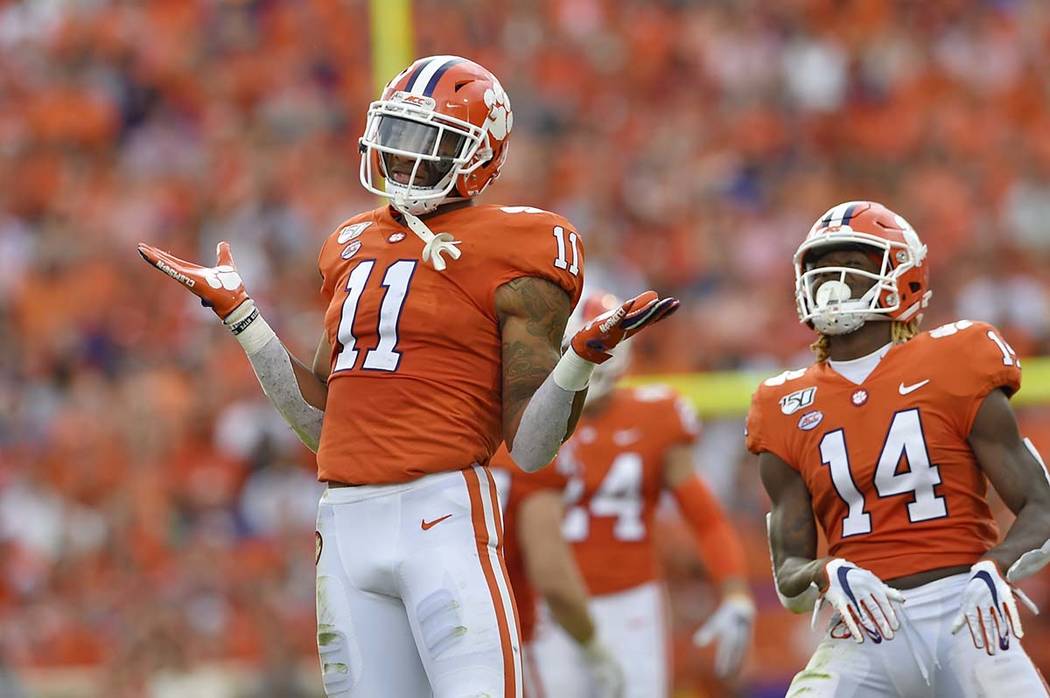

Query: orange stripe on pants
left=482, top=465, right=525, bottom=653
left=463, top=468, right=519, bottom=698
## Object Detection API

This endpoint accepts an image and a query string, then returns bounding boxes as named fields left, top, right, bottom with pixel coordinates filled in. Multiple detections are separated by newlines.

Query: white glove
left=693, top=594, right=755, bottom=678
left=581, top=636, right=625, bottom=698
left=950, top=559, right=1039, bottom=656
left=1008, top=539, right=1050, bottom=583
left=814, top=558, right=904, bottom=643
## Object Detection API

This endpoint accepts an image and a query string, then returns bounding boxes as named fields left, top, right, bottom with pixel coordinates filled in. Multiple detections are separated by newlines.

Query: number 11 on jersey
left=553, top=226, right=580, bottom=276
left=333, top=259, right=417, bottom=373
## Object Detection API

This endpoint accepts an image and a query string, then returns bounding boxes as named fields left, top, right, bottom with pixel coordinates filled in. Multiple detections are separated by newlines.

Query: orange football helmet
left=359, top=55, right=513, bottom=215
left=794, top=201, right=932, bottom=335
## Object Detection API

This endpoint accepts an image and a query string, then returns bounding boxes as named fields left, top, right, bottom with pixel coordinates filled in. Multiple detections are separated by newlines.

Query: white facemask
left=794, top=230, right=922, bottom=334
left=359, top=94, right=492, bottom=216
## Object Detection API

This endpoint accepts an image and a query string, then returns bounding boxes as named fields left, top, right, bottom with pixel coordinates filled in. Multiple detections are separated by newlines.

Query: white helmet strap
left=393, top=201, right=463, bottom=272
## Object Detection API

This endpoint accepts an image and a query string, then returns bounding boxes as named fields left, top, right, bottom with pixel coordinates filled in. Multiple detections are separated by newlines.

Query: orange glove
left=137, top=241, right=250, bottom=321
left=570, top=291, right=679, bottom=364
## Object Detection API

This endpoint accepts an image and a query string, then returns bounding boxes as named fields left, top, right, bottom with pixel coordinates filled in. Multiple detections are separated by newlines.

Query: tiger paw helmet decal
left=484, top=79, right=513, bottom=140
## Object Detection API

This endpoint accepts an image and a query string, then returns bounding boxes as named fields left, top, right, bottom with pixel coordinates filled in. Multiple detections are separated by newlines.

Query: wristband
left=551, top=347, right=596, bottom=392
left=224, top=300, right=277, bottom=356
left=227, top=305, right=259, bottom=335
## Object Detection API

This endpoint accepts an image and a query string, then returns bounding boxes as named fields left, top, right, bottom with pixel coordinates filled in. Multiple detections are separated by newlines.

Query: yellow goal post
left=369, top=0, right=414, bottom=98
left=625, top=357, right=1050, bottom=418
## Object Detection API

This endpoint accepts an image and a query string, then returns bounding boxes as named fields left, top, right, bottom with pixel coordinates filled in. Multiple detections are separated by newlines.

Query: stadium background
left=2, top=0, right=1050, bottom=696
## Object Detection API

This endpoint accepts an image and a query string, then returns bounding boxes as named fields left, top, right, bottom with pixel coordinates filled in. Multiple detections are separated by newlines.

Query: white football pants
left=528, top=580, right=669, bottom=698
left=788, top=573, right=1048, bottom=697
left=314, top=466, right=523, bottom=698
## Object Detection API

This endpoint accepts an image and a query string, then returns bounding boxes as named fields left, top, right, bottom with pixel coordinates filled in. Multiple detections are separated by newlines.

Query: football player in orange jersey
left=751, top=201, right=1050, bottom=697
left=496, top=293, right=754, bottom=698
left=491, top=450, right=627, bottom=698
left=137, top=56, right=678, bottom=698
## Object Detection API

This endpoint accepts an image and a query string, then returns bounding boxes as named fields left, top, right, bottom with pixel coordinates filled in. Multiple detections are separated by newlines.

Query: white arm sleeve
left=225, top=301, right=325, bottom=452
left=507, top=348, right=595, bottom=473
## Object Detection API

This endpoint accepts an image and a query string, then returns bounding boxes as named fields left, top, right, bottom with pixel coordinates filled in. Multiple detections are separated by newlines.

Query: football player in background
left=751, top=201, right=1050, bottom=697
left=138, top=56, right=678, bottom=698
left=495, top=293, right=755, bottom=698
left=493, top=451, right=626, bottom=698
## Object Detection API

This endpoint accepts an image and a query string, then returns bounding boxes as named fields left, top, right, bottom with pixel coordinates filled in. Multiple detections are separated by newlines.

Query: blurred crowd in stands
left=2, top=0, right=1050, bottom=695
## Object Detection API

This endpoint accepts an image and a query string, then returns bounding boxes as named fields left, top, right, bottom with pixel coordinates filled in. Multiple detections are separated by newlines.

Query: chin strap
left=394, top=200, right=462, bottom=272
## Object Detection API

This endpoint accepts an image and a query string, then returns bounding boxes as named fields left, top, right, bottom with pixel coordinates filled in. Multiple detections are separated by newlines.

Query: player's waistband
left=588, top=578, right=664, bottom=603
left=900, top=572, right=970, bottom=603
left=321, top=463, right=484, bottom=504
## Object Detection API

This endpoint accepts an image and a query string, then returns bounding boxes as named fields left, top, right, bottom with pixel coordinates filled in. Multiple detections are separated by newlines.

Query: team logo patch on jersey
left=388, top=232, right=406, bottom=243
left=780, top=387, right=817, bottom=415
left=341, top=240, right=362, bottom=259
left=851, top=389, right=868, bottom=406
left=337, top=222, right=371, bottom=243
left=798, top=410, right=824, bottom=431
left=315, top=531, right=323, bottom=565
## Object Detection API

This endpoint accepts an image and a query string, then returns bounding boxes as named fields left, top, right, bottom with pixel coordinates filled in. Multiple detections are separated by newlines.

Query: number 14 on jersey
left=822, top=409, right=947, bottom=537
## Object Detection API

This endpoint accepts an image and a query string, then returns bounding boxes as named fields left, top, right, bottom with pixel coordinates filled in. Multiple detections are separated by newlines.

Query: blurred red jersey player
left=139, top=56, right=679, bottom=698
left=493, top=448, right=626, bottom=698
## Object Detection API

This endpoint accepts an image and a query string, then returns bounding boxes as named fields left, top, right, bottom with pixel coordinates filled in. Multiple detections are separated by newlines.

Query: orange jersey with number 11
left=747, top=320, right=1022, bottom=582
left=316, top=204, right=584, bottom=486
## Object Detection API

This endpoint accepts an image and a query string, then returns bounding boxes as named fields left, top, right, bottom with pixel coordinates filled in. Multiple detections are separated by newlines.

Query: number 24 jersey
left=316, top=204, right=584, bottom=486
left=746, top=321, right=1022, bottom=582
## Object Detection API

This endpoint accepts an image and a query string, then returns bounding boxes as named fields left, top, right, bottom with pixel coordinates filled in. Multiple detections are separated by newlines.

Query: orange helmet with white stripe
left=359, top=56, right=513, bottom=215
left=794, top=201, right=932, bottom=336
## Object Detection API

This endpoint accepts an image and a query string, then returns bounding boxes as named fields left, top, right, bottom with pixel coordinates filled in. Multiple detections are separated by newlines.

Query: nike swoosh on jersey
left=421, top=514, right=452, bottom=530
left=898, top=379, right=931, bottom=395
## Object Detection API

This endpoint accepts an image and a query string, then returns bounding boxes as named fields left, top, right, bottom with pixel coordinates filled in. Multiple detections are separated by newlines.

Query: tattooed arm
left=759, top=451, right=828, bottom=599
left=495, top=276, right=588, bottom=470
